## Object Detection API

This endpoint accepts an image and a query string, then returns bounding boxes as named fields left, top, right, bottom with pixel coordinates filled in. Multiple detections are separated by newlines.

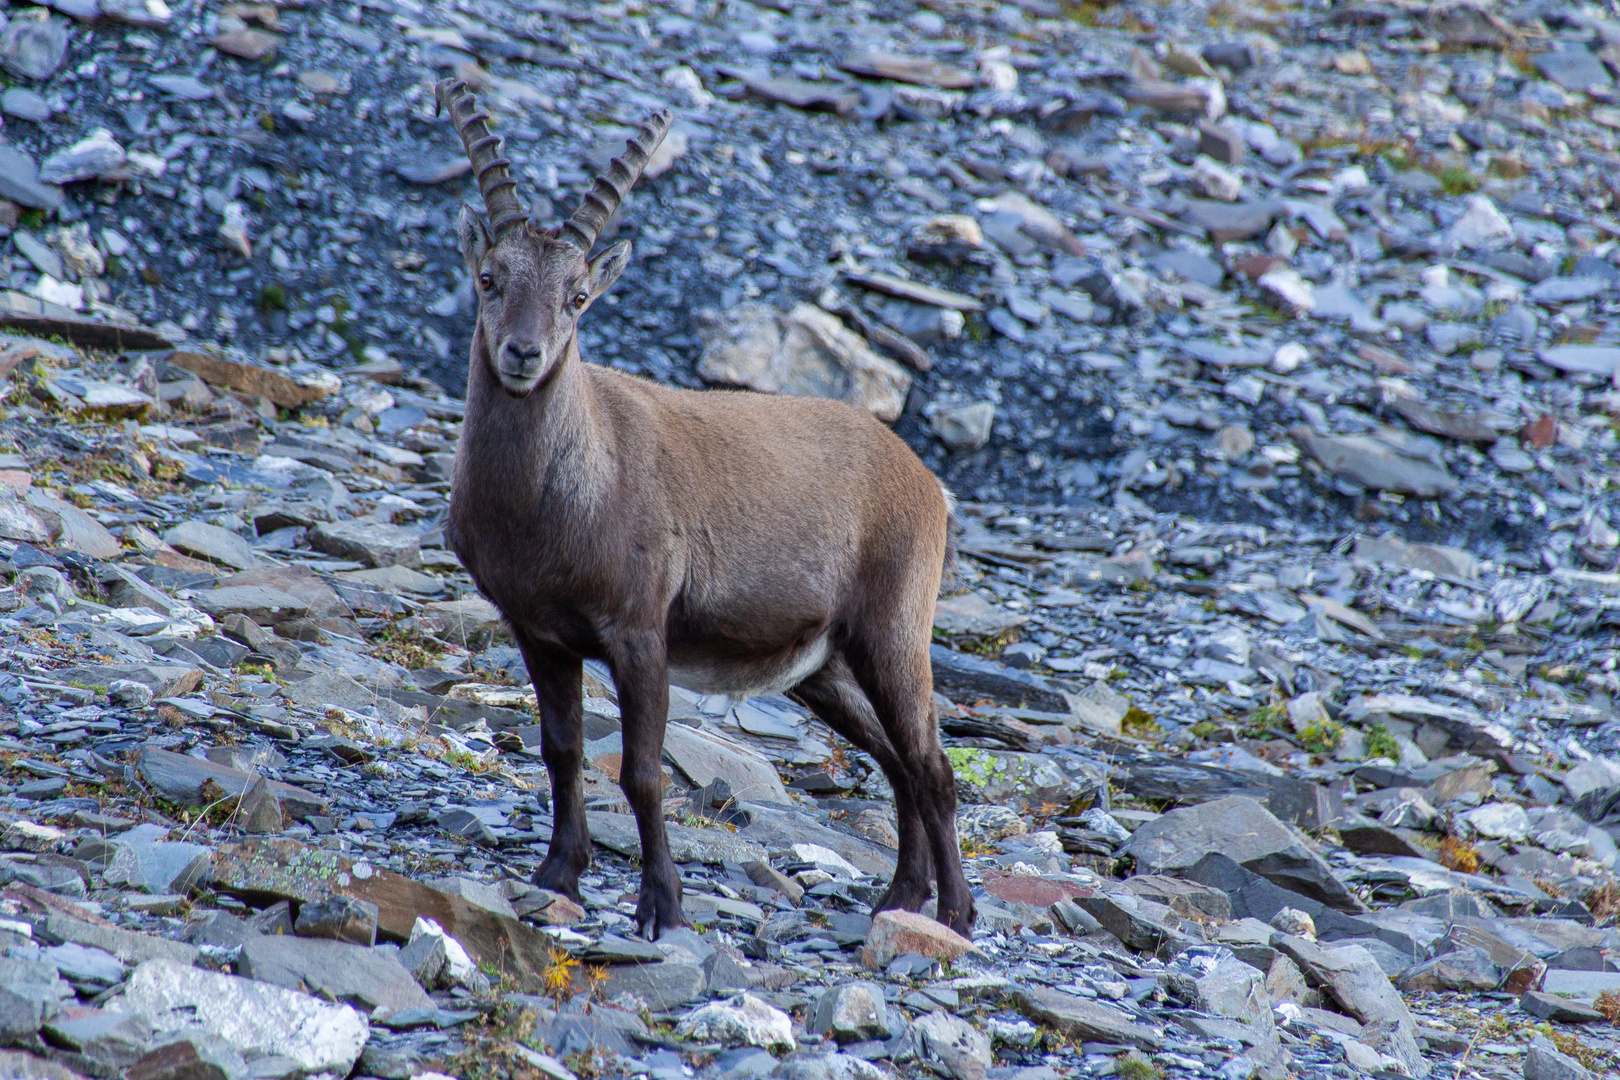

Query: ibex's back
left=434, top=77, right=974, bottom=944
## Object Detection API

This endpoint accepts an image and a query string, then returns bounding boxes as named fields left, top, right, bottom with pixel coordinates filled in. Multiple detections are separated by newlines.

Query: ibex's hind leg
left=514, top=633, right=590, bottom=901
left=792, top=655, right=934, bottom=913
left=845, top=633, right=976, bottom=937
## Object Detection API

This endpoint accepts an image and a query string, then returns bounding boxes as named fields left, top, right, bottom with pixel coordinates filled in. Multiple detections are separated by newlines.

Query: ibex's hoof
left=871, top=879, right=931, bottom=915
left=531, top=857, right=585, bottom=904
left=937, top=901, right=978, bottom=938
left=636, top=888, right=688, bottom=941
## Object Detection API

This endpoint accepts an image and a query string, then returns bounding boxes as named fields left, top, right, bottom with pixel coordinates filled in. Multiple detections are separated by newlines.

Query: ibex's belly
left=668, top=634, right=831, bottom=697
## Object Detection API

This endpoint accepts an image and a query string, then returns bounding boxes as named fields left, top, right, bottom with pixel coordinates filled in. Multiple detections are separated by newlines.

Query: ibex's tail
left=940, top=481, right=958, bottom=572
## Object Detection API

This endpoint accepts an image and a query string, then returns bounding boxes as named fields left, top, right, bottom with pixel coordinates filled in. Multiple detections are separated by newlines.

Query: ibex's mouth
left=498, top=374, right=541, bottom=398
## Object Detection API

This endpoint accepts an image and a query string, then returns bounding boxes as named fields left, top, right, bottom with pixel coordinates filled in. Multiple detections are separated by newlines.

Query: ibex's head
left=435, top=79, right=672, bottom=398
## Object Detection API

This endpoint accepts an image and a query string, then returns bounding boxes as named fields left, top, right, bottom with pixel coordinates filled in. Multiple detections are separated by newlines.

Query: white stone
left=696, top=302, right=911, bottom=421
left=1332, top=166, right=1370, bottom=194
left=980, top=58, right=1018, bottom=91
left=1446, top=195, right=1514, bottom=249
left=30, top=275, right=83, bottom=309
left=219, top=202, right=252, bottom=258
left=789, top=842, right=863, bottom=879
left=1259, top=268, right=1315, bottom=312
left=661, top=65, right=713, bottom=109
left=1188, top=76, right=1226, bottom=120
left=1270, top=342, right=1309, bottom=373
left=1459, top=801, right=1531, bottom=842
left=675, top=992, right=795, bottom=1051
left=109, top=958, right=367, bottom=1075
left=1191, top=155, right=1243, bottom=201
left=406, top=917, right=481, bottom=988
left=38, top=128, right=126, bottom=184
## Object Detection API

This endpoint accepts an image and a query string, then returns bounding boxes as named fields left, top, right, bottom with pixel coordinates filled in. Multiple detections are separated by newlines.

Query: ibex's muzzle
left=497, top=340, right=547, bottom=393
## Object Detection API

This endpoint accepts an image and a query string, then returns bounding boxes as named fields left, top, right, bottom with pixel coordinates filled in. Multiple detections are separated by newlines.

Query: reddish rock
left=527, top=891, right=586, bottom=926
left=1521, top=414, right=1557, bottom=449
left=980, top=873, right=1091, bottom=908
left=1233, top=254, right=1286, bottom=281
left=861, top=910, right=981, bottom=970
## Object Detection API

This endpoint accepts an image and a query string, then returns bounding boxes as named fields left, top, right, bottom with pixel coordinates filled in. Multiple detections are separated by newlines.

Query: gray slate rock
left=1295, top=430, right=1457, bottom=498
left=148, top=75, right=214, bottom=100
left=40, top=1009, right=152, bottom=1072
left=1120, top=795, right=1367, bottom=913
left=0, top=956, right=73, bottom=1041
left=36, top=913, right=200, bottom=968
left=1524, top=1035, right=1594, bottom=1080
left=1, top=87, right=50, bottom=121
left=162, top=521, right=262, bottom=570
left=1395, top=947, right=1499, bottom=991
left=1534, top=44, right=1612, bottom=92
left=236, top=935, right=432, bottom=1014
left=1519, top=990, right=1605, bottom=1024
left=600, top=960, right=706, bottom=1011
left=308, top=520, right=422, bottom=568
left=114, top=958, right=368, bottom=1076
left=0, top=16, right=68, bottom=80
left=0, top=146, right=63, bottom=210
left=39, top=942, right=126, bottom=988
left=907, top=1010, right=991, bottom=1080
left=100, top=825, right=212, bottom=895
left=190, top=585, right=311, bottom=625
left=294, top=895, right=379, bottom=947
left=1270, top=933, right=1428, bottom=1077
left=1011, top=985, right=1163, bottom=1049
left=135, top=746, right=326, bottom=819
left=587, top=810, right=767, bottom=865
left=812, top=982, right=890, bottom=1042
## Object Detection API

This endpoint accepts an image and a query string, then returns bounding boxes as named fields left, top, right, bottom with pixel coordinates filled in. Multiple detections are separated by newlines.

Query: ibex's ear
left=586, top=240, right=632, bottom=300
left=457, top=205, right=493, bottom=275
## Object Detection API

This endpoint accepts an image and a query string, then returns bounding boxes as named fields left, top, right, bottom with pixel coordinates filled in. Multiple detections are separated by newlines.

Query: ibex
left=434, top=79, right=974, bottom=940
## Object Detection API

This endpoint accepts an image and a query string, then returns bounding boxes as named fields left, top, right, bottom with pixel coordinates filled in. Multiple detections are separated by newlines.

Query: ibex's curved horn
left=560, top=110, right=673, bottom=253
left=434, top=78, right=527, bottom=238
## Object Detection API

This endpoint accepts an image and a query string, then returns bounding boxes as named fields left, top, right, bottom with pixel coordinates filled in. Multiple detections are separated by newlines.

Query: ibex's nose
left=503, top=340, right=543, bottom=364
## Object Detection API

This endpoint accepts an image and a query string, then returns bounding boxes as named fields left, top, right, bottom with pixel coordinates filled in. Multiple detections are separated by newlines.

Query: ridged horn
left=560, top=109, right=673, bottom=253
left=434, top=78, right=528, bottom=237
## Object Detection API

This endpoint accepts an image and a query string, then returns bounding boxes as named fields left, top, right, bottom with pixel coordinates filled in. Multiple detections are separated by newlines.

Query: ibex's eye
left=571, top=292, right=589, bottom=309
left=479, top=273, right=495, bottom=292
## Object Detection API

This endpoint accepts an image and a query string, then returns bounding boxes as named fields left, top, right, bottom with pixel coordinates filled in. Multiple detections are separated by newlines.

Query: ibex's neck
left=460, top=332, right=609, bottom=513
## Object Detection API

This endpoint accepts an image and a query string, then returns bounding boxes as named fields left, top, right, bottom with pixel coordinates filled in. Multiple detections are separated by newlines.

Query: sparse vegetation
left=372, top=619, right=445, bottom=670
left=1438, top=836, right=1480, bottom=875
left=1585, top=881, right=1620, bottom=926
left=1438, top=166, right=1480, bottom=195
left=1296, top=717, right=1343, bottom=755
left=1115, top=1054, right=1166, bottom=1080
left=1364, top=722, right=1400, bottom=761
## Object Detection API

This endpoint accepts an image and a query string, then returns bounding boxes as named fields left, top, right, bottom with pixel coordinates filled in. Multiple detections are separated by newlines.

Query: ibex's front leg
left=516, top=633, right=590, bottom=901
left=609, top=632, right=687, bottom=940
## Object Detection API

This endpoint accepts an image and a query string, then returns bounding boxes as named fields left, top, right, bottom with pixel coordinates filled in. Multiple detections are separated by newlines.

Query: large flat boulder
left=135, top=747, right=326, bottom=819
left=210, top=838, right=560, bottom=992
left=1269, top=933, right=1428, bottom=1077
left=109, top=959, right=367, bottom=1076
left=1011, top=986, right=1163, bottom=1050
left=1119, top=795, right=1366, bottom=914
left=663, top=721, right=791, bottom=806
left=236, top=935, right=432, bottom=1014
